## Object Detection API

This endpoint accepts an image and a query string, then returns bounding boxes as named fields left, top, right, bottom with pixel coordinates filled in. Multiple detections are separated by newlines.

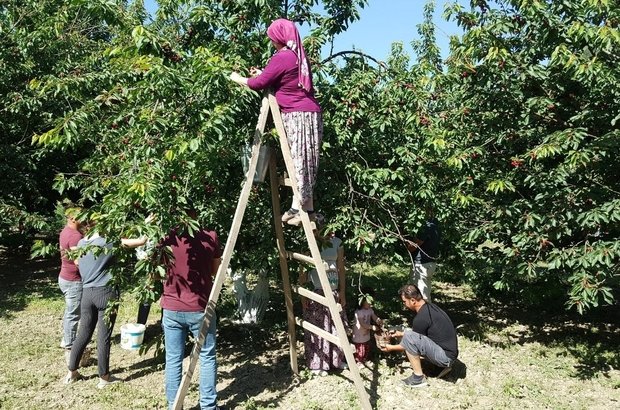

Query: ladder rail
left=172, top=97, right=271, bottom=410
left=267, top=94, right=372, bottom=410
left=174, top=92, right=373, bottom=410
left=268, top=149, right=299, bottom=374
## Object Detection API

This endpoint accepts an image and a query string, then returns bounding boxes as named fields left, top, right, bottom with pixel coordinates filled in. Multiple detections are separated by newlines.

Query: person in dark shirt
left=159, top=209, right=222, bottom=410
left=118, top=206, right=222, bottom=409
left=380, top=284, right=458, bottom=388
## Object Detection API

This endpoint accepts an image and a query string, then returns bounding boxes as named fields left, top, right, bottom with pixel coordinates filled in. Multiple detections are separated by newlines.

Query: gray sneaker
left=403, top=374, right=428, bottom=388
left=287, top=211, right=319, bottom=227
left=286, top=213, right=302, bottom=226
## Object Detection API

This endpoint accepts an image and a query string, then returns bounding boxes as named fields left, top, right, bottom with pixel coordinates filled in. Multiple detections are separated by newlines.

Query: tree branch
left=321, top=50, right=387, bottom=69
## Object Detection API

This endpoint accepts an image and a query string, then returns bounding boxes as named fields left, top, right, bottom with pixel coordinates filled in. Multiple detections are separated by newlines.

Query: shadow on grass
left=432, top=286, right=619, bottom=381
left=422, top=358, right=468, bottom=382
left=348, top=264, right=618, bottom=382
left=1, top=251, right=616, bottom=389
left=216, top=320, right=299, bottom=409
left=118, top=354, right=166, bottom=381
left=0, top=254, right=58, bottom=319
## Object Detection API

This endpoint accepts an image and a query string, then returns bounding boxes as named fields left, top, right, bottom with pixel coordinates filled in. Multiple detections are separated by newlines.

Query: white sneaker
left=286, top=213, right=302, bottom=226
left=337, top=362, right=349, bottom=370
left=97, top=375, right=121, bottom=389
left=281, top=208, right=299, bottom=223
left=63, top=371, right=81, bottom=384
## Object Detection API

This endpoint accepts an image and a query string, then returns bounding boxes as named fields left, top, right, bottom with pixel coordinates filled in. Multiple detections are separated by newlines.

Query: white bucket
left=120, top=323, right=145, bottom=350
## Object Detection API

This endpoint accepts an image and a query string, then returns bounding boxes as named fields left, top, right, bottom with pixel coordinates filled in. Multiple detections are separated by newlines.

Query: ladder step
left=287, top=251, right=314, bottom=265
left=282, top=222, right=318, bottom=230
left=291, top=284, right=343, bottom=312
left=279, top=176, right=294, bottom=187
left=294, top=316, right=345, bottom=347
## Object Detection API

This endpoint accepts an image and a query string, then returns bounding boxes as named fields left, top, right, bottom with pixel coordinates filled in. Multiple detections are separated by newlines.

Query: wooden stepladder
left=173, top=92, right=371, bottom=410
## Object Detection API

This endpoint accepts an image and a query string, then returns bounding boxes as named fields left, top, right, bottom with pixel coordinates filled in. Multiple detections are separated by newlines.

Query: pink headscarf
left=267, top=18, right=313, bottom=92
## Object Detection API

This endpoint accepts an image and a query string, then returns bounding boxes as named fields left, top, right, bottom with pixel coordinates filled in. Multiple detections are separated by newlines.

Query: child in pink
left=352, top=297, right=382, bottom=364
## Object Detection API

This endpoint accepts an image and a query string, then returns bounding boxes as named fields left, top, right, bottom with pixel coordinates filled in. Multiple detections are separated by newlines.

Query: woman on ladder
left=230, top=18, right=322, bottom=226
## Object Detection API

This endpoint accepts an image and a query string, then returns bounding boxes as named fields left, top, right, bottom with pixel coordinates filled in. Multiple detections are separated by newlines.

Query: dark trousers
left=137, top=302, right=151, bottom=325
left=68, top=286, right=118, bottom=377
left=137, top=301, right=163, bottom=325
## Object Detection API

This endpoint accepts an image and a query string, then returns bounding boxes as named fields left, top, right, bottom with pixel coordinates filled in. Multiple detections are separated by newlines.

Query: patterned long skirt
left=282, top=111, right=323, bottom=207
left=303, top=289, right=346, bottom=371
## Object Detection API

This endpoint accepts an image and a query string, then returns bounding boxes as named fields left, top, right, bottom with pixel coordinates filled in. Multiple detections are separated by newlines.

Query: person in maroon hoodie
left=230, top=18, right=323, bottom=226
left=159, top=207, right=222, bottom=410
left=58, top=208, right=83, bottom=352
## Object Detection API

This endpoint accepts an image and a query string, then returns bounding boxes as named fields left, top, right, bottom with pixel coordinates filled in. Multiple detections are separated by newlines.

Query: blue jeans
left=58, top=277, right=82, bottom=348
left=163, top=309, right=217, bottom=410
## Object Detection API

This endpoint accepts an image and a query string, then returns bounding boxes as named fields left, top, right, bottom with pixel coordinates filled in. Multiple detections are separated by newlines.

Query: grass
left=0, top=253, right=619, bottom=409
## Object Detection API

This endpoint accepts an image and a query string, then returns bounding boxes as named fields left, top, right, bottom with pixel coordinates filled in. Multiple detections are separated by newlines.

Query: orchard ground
left=0, top=251, right=618, bottom=410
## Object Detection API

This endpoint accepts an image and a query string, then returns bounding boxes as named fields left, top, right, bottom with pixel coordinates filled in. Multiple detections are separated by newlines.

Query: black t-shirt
left=415, top=217, right=440, bottom=264
left=411, top=303, right=458, bottom=360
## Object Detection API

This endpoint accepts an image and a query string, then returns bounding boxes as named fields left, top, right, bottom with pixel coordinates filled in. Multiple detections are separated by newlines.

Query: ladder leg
left=175, top=91, right=372, bottom=410
left=268, top=153, right=299, bottom=375
left=172, top=96, right=271, bottom=410
left=267, top=94, right=372, bottom=410
left=327, top=301, right=373, bottom=410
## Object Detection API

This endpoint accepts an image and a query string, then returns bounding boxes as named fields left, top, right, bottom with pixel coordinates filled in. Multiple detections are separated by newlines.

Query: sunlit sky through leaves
left=143, top=0, right=467, bottom=61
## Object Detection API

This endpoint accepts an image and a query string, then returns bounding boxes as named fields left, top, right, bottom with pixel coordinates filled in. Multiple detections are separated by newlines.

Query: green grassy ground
left=0, top=254, right=618, bottom=409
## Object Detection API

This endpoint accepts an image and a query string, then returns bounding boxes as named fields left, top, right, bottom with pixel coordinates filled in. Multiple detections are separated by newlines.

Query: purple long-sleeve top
left=247, top=49, right=321, bottom=113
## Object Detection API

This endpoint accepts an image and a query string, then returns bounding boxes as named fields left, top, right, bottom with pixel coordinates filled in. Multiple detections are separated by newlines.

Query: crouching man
left=380, top=284, right=458, bottom=387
